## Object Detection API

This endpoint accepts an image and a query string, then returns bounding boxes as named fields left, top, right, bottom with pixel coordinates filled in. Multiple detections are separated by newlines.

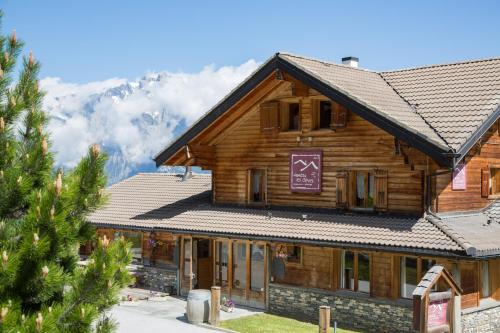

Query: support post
left=210, top=286, right=221, bottom=326
left=319, top=305, right=330, bottom=333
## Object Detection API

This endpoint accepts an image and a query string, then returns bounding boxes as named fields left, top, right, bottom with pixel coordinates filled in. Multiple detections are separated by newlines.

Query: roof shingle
left=88, top=173, right=462, bottom=254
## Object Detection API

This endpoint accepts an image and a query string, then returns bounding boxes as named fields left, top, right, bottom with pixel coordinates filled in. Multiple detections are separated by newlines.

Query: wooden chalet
left=87, top=54, right=500, bottom=332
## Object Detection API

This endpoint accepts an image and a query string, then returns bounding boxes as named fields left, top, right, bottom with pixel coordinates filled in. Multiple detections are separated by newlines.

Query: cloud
left=40, top=60, right=261, bottom=170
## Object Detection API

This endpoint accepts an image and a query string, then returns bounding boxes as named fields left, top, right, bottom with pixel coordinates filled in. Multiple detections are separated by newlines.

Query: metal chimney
left=342, top=56, right=359, bottom=68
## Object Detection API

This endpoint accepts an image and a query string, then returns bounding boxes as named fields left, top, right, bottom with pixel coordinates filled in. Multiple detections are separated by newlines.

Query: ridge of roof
left=381, top=56, right=500, bottom=74
left=278, top=52, right=378, bottom=73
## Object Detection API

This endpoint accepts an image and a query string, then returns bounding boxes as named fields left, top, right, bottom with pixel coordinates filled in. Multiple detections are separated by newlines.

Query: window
left=288, top=103, right=300, bottom=131
left=114, top=231, right=142, bottom=262
left=490, top=168, right=500, bottom=196
left=232, top=243, right=247, bottom=290
left=319, top=101, right=332, bottom=129
left=250, top=244, right=265, bottom=292
left=401, top=257, right=418, bottom=298
left=341, top=251, right=370, bottom=293
left=215, top=241, right=229, bottom=287
left=285, top=245, right=302, bottom=264
left=355, top=171, right=375, bottom=208
left=280, top=102, right=300, bottom=132
left=248, top=169, right=266, bottom=203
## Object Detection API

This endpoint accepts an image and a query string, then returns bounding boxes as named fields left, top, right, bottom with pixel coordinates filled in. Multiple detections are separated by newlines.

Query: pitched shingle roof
left=279, top=54, right=448, bottom=149
left=155, top=53, right=500, bottom=167
left=431, top=201, right=500, bottom=257
left=88, top=173, right=463, bottom=255
left=381, top=58, right=500, bottom=151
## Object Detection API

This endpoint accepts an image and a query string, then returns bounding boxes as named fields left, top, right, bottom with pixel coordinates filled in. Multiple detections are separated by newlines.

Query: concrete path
left=111, top=288, right=262, bottom=333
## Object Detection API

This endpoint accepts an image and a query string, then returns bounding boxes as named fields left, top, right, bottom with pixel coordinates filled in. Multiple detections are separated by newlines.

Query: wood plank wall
left=435, top=129, right=500, bottom=212
left=213, top=83, right=424, bottom=214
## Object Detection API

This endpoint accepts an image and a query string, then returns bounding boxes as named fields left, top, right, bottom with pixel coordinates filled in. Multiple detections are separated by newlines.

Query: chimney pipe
left=342, top=56, right=359, bottom=68
left=182, top=166, right=192, bottom=181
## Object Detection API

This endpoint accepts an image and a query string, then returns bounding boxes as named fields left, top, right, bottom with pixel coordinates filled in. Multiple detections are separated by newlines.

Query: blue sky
left=3, top=0, right=500, bottom=83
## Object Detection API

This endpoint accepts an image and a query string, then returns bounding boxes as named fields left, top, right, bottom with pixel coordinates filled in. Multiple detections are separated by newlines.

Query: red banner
left=289, top=150, right=322, bottom=193
left=428, top=298, right=448, bottom=327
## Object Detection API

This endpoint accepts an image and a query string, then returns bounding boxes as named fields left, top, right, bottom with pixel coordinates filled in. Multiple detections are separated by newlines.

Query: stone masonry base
left=269, top=283, right=415, bottom=333
left=134, top=265, right=178, bottom=294
left=269, top=283, right=500, bottom=333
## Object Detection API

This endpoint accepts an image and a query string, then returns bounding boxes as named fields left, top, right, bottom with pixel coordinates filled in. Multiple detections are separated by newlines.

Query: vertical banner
left=452, top=163, right=466, bottom=190
left=289, top=150, right=322, bottom=193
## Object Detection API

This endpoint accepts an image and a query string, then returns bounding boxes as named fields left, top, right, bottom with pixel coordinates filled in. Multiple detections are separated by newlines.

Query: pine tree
left=0, top=12, right=132, bottom=332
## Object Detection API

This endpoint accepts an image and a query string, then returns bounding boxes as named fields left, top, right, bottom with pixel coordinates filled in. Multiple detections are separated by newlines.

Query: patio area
left=111, top=288, right=262, bottom=332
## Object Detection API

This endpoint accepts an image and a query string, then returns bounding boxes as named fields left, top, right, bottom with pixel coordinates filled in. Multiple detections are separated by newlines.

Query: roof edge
left=154, top=54, right=279, bottom=167
left=454, top=105, right=500, bottom=167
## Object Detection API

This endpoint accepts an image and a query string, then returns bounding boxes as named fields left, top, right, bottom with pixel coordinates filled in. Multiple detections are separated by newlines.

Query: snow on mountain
left=40, top=60, right=260, bottom=184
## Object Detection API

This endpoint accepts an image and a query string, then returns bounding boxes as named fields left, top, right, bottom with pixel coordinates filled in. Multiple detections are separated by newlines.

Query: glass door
left=231, top=242, right=247, bottom=303
left=181, top=237, right=196, bottom=295
left=214, top=240, right=229, bottom=293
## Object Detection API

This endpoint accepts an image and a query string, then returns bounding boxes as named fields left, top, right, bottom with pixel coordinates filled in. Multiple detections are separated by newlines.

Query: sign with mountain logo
left=289, top=150, right=322, bottom=193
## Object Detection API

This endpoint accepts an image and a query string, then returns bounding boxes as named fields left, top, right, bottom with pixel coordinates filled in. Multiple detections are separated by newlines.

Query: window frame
left=340, top=250, right=371, bottom=294
left=279, top=101, right=301, bottom=132
left=489, top=165, right=500, bottom=197
left=247, top=169, right=267, bottom=205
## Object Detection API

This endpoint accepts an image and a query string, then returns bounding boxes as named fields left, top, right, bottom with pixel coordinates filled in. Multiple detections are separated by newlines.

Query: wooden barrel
left=186, top=289, right=211, bottom=324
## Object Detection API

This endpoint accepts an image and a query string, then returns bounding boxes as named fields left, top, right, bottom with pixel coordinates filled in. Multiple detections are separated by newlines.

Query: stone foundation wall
left=135, top=265, right=178, bottom=294
left=269, top=283, right=416, bottom=333
left=462, top=302, right=500, bottom=333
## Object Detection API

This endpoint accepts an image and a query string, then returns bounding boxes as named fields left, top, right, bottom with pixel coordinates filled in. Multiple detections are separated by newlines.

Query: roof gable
left=155, top=53, right=500, bottom=167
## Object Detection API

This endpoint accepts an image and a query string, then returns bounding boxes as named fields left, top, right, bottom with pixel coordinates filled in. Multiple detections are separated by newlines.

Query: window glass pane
left=232, top=243, right=247, bottom=290
left=319, top=101, right=331, bottom=129
left=183, top=238, right=192, bottom=277
left=401, top=257, right=418, bottom=298
left=251, top=170, right=264, bottom=202
left=215, top=241, right=228, bottom=287
left=250, top=244, right=265, bottom=292
left=356, top=173, right=366, bottom=207
left=358, top=253, right=370, bottom=293
left=422, top=258, right=436, bottom=273
left=492, top=169, right=500, bottom=194
left=343, top=251, right=355, bottom=290
left=289, top=103, right=300, bottom=130
left=115, top=231, right=142, bottom=261
left=286, top=246, right=301, bottom=264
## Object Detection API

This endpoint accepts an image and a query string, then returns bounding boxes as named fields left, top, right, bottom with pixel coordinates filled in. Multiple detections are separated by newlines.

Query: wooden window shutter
left=481, top=168, right=490, bottom=198
left=260, top=101, right=280, bottom=133
left=374, top=170, right=388, bottom=210
left=280, top=103, right=289, bottom=132
left=311, top=100, right=319, bottom=130
left=246, top=169, right=252, bottom=203
left=336, top=171, right=348, bottom=208
left=331, top=102, right=347, bottom=128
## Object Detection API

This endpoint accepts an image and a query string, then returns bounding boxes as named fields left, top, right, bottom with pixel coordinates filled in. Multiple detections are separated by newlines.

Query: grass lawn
left=219, top=313, right=357, bottom=333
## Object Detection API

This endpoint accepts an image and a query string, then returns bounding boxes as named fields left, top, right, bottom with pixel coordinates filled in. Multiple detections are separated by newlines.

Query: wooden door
left=196, top=239, right=213, bottom=289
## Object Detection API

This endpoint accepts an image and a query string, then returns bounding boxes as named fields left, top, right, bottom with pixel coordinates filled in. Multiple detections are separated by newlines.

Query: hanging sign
left=289, top=150, right=322, bottom=193
left=452, top=163, right=466, bottom=190
left=427, top=298, right=448, bottom=328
